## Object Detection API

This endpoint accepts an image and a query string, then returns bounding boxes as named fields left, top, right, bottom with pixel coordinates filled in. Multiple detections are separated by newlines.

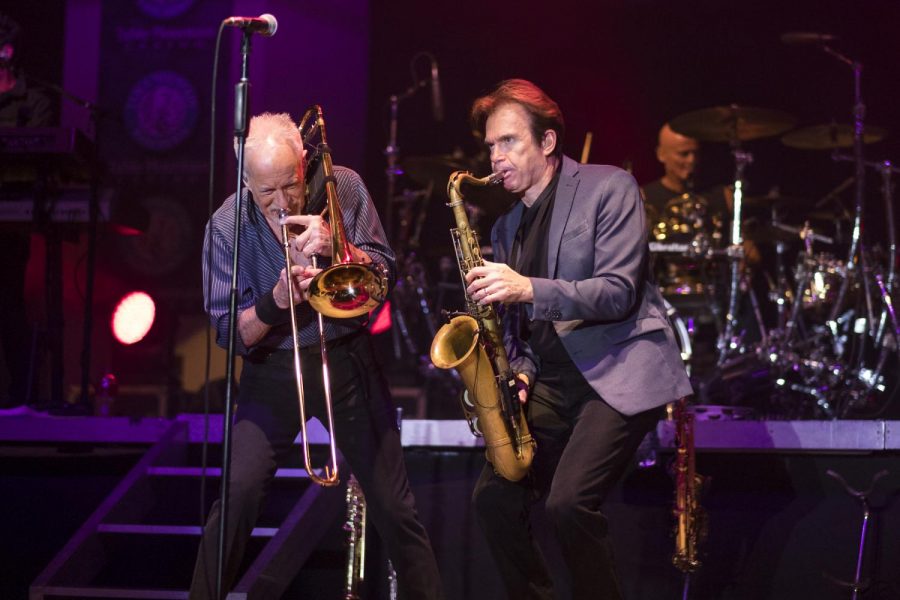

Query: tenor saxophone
left=672, top=397, right=706, bottom=573
left=430, top=171, right=535, bottom=482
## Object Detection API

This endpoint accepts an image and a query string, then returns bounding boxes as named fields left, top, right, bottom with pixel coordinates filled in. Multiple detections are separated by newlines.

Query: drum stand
left=770, top=205, right=791, bottom=329
left=830, top=156, right=900, bottom=345
left=825, top=154, right=900, bottom=413
left=775, top=42, right=899, bottom=416
left=717, top=141, right=752, bottom=364
left=873, top=161, right=898, bottom=347
left=812, top=43, right=883, bottom=389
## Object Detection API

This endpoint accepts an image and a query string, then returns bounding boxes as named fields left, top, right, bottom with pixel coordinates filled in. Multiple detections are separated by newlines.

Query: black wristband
left=255, top=290, right=291, bottom=326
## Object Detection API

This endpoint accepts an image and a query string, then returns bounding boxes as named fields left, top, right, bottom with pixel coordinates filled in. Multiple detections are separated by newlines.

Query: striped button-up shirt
left=202, top=166, right=396, bottom=355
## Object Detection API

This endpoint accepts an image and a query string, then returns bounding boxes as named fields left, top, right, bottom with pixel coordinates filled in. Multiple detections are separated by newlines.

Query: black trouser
left=0, top=229, right=30, bottom=406
left=472, top=367, right=662, bottom=600
left=190, top=331, right=443, bottom=599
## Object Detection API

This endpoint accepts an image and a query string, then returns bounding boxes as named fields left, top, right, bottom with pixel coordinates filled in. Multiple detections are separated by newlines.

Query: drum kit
left=654, top=105, right=899, bottom=419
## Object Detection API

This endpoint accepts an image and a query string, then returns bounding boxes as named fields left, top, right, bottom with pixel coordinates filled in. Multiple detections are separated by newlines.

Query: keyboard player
left=0, top=12, right=54, bottom=409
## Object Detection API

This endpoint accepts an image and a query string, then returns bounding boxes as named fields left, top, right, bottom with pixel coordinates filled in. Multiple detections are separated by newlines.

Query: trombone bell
left=308, top=263, right=387, bottom=319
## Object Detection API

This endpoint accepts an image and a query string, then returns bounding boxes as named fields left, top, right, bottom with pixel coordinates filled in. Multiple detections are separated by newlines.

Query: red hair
left=471, top=79, right=565, bottom=157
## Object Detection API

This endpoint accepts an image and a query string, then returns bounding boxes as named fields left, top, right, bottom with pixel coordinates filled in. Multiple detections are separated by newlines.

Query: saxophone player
left=191, top=113, right=443, bottom=599
left=464, top=80, right=692, bottom=600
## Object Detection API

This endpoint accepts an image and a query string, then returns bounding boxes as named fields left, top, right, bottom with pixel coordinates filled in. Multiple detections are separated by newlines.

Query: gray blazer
left=492, top=155, right=693, bottom=415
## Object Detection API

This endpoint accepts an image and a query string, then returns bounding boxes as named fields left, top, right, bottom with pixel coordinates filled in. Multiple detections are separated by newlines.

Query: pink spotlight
left=111, top=291, right=156, bottom=345
left=368, top=300, right=392, bottom=335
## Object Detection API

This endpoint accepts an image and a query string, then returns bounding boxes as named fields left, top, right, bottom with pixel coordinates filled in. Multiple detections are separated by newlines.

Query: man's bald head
left=656, top=123, right=699, bottom=191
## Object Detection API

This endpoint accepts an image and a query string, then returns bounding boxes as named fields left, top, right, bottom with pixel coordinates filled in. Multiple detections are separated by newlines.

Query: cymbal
left=669, top=105, right=797, bottom=142
left=742, top=194, right=809, bottom=208
left=743, top=222, right=833, bottom=245
left=742, top=224, right=804, bottom=244
left=781, top=123, right=887, bottom=150
left=401, top=154, right=469, bottom=187
left=805, top=209, right=852, bottom=221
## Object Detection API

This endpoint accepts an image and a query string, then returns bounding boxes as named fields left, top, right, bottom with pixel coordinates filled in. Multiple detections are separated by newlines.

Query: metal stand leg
left=718, top=141, right=752, bottom=365
left=824, top=468, right=889, bottom=599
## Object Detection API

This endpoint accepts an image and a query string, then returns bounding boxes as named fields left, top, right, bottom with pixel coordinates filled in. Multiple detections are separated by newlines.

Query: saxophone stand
left=823, top=469, right=889, bottom=600
left=681, top=573, right=693, bottom=600
left=671, top=397, right=705, bottom=600
left=343, top=409, right=402, bottom=599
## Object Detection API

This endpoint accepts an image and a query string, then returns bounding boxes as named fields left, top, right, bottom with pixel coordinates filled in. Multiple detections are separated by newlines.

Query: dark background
left=364, top=0, right=900, bottom=200
left=3, top=0, right=900, bottom=399
left=2, top=2, right=900, bottom=598
left=7, top=1, right=900, bottom=225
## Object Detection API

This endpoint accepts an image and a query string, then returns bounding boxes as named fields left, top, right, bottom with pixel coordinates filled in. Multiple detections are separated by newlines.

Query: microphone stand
left=216, top=29, right=252, bottom=600
left=384, top=72, right=433, bottom=244
left=383, top=66, right=435, bottom=360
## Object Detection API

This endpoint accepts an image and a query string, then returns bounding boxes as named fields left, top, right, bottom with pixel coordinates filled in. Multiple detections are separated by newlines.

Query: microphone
left=429, top=58, right=444, bottom=122
left=781, top=31, right=837, bottom=45
left=223, top=13, right=278, bottom=37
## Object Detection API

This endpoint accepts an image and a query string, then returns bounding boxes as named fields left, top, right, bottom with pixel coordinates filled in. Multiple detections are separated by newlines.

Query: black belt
left=244, top=329, right=366, bottom=366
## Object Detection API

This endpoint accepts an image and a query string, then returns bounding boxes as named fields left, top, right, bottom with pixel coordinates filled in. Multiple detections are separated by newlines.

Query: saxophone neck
left=447, top=170, right=502, bottom=205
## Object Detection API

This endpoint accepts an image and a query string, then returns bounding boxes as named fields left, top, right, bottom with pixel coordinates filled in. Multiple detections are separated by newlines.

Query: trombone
left=278, top=105, right=388, bottom=487
left=298, top=105, right=388, bottom=319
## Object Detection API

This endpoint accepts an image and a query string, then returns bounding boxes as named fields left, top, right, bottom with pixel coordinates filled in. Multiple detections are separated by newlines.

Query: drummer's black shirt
left=641, top=178, right=729, bottom=225
left=641, top=179, right=685, bottom=214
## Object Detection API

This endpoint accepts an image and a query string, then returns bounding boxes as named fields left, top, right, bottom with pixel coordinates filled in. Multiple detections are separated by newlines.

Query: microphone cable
left=199, top=18, right=228, bottom=531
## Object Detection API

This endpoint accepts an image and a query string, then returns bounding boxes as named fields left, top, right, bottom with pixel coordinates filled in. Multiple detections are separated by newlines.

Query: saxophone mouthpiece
left=488, top=172, right=504, bottom=185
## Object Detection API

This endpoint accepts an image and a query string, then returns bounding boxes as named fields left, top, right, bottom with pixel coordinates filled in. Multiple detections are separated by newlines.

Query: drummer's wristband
left=255, top=290, right=291, bottom=326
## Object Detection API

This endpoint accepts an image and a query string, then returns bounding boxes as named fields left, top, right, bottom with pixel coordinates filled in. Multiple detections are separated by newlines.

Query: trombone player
left=192, top=112, right=443, bottom=599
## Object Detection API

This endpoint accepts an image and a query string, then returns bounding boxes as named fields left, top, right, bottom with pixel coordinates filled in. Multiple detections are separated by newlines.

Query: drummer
left=642, top=123, right=701, bottom=212
left=641, top=122, right=758, bottom=264
left=642, top=122, right=764, bottom=376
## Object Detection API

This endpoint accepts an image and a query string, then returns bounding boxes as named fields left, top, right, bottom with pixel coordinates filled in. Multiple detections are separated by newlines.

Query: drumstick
left=580, top=131, right=593, bottom=164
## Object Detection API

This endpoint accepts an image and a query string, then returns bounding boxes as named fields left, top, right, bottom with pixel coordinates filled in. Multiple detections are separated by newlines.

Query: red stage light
left=368, top=300, right=392, bottom=335
left=111, top=291, right=156, bottom=345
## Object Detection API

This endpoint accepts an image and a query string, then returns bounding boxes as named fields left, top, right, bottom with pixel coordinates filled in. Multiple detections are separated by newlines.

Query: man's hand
left=282, top=214, right=332, bottom=258
left=273, top=265, right=320, bottom=308
left=514, top=373, right=530, bottom=404
left=465, top=259, right=533, bottom=305
left=742, top=239, right=761, bottom=267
